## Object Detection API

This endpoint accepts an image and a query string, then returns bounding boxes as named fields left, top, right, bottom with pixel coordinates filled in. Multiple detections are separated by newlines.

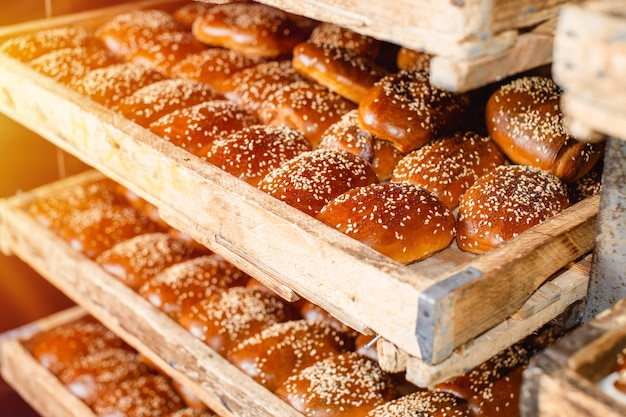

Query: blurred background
left=0, top=1, right=132, bottom=414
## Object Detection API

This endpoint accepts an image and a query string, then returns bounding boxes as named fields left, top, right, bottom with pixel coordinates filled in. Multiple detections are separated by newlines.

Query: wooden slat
left=552, top=0, right=626, bottom=141
left=521, top=298, right=626, bottom=417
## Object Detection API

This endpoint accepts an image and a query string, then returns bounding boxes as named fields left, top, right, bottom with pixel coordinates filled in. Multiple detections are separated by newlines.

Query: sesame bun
left=456, top=165, right=570, bottom=254
left=391, top=131, right=505, bottom=209
left=0, top=26, right=95, bottom=62
left=395, top=47, right=433, bottom=72
left=366, top=391, right=473, bottom=417
left=317, top=182, right=456, bottom=264
left=485, top=76, right=603, bottom=182
left=309, top=22, right=381, bottom=60
left=258, top=148, right=378, bottom=217
left=30, top=45, right=117, bottom=86
left=358, top=70, right=471, bottom=153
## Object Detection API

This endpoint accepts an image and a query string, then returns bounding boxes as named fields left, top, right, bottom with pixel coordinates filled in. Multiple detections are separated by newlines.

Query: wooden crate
left=0, top=307, right=100, bottom=417
left=553, top=0, right=626, bottom=142
left=521, top=297, right=626, bottom=417
left=252, top=0, right=568, bottom=91
left=0, top=0, right=597, bottom=379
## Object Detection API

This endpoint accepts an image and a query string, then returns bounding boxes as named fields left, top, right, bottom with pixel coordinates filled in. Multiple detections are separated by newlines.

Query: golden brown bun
left=227, top=320, right=351, bottom=392
left=171, top=379, right=210, bottom=411
left=299, top=300, right=357, bottom=337
left=221, top=60, right=304, bottom=111
left=485, top=76, right=603, bottom=182
left=172, top=2, right=218, bottom=28
left=95, top=232, right=199, bottom=291
left=128, top=30, right=207, bottom=76
left=258, top=148, right=379, bottom=217
left=168, top=409, right=218, bottom=417
left=366, top=390, right=473, bottom=417
left=95, top=9, right=185, bottom=60
left=317, top=182, right=456, bottom=264
left=0, top=26, right=95, bottom=62
left=456, top=165, right=570, bottom=254
left=179, top=286, right=298, bottom=355
left=138, top=254, right=249, bottom=321
left=28, top=178, right=159, bottom=259
left=568, top=160, right=603, bottom=204
left=355, top=334, right=379, bottom=362
left=275, top=352, right=397, bottom=417
left=115, top=184, right=170, bottom=230
left=318, top=110, right=404, bottom=181
left=200, top=124, right=312, bottom=186
left=170, top=48, right=265, bottom=92
left=396, top=47, right=433, bottom=72
left=28, top=316, right=129, bottom=375
left=257, top=80, right=356, bottom=147
left=435, top=343, right=533, bottom=417
left=292, top=41, right=388, bottom=103
left=309, top=22, right=381, bottom=60
left=358, top=70, right=471, bottom=153
left=58, top=348, right=150, bottom=406
left=391, top=131, right=506, bottom=209
left=92, top=374, right=184, bottom=417
left=72, top=63, right=167, bottom=107
left=149, top=100, right=258, bottom=155
left=30, top=45, right=117, bottom=86
left=115, top=79, right=221, bottom=127
left=191, top=2, right=309, bottom=58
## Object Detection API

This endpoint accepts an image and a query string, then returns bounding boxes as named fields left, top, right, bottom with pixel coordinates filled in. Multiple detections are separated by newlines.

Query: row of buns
left=0, top=1, right=604, bottom=265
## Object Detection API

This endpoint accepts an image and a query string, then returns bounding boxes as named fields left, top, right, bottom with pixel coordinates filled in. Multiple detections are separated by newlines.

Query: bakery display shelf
left=251, top=0, right=565, bottom=91
left=553, top=0, right=626, bottom=142
left=521, top=297, right=626, bottom=417
left=0, top=172, right=303, bottom=417
left=0, top=170, right=592, bottom=388
left=0, top=1, right=599, bottom=371
left=0, top=307, right=100, bottom=417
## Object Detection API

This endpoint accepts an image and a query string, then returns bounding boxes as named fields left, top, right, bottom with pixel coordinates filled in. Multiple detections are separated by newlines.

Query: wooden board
left=552, top=0, right=626, bottom=142
left=0, top=171, right=591, bottom=388
left=521, top=298, right=626, bottom=417
left=0, top=2, right=598, bottom=366
left=0, top=307, right=99, bottom=417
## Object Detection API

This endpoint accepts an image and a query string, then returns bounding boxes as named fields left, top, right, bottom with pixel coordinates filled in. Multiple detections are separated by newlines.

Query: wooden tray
left=521, top=297, right=626, bottom=417
left=0, top=307, right=100, bottom=417
left=553, top=0, right=626, bottom=142
left=0, top=170, right=592, bottom=388
left=0, top=0, right=598, bottom=370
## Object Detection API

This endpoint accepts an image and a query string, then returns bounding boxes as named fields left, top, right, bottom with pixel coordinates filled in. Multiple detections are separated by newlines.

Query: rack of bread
left=0, top=0, right=612, bottom=416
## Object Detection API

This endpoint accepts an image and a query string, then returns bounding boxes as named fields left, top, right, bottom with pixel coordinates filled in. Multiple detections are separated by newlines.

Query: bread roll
left=28, top=178, right=159, bottom=259
left=568, top=161, right=602, bottom=204
left=309, top=22, right=381, bottom=60
left=172, top=2, right=219, bottom=28
left=138, top=254, right=249, bottom=320
left=391, top=131, right=505, bottom=209
left=168, top=409, right=218, bottom=417
left=317, top=182, right=456, bottom=264
left=200, top=124, right=312, bottom=186
left=292, top=41, right=388, bottom=103
left=456, top=165, right=570, bottom=254
left=58, top=348, right=150, bottom=406
left=170, top=48, right=265, bottom=92
left=358, top=70, right=471, bottom=153
left=485, top=76, right=603, bottom=182
left=396, top=47, right=433, bottom=72
left=95, top=232, right=199, bottom=291
left=115, top=79, right=221, bottom=127
left=221, top=60, right=304, bottom=112
left=92, top=374, right=184, bottom=417
left=30, top=45, right=117, bottom=86
left=257, top=80, right=356, bottom=147
left=72, top=62, right=166, bottom=107
left=318, top=110, right=404, bottom=181
left=227, top=320, right=351, bottom=392
left=299, top=300, right=357, bottom=337
left=95, top=9, right=184, bottom=59
left=0, top=26, right=95, bottom=62
left=128, top=30, right=207, bottom=76
left=179, top=286, right=297, bottom=355
left=258, top=148, right=379, bottom=217
left=366, top=390, right=473, bottom=417
left=275, top=351, right=397, bottom=417
left=191, top=2, right=309, bottom=58
left=149, top=100, right=258, bottom=155
left=28, top=316, right=129, bottom=375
